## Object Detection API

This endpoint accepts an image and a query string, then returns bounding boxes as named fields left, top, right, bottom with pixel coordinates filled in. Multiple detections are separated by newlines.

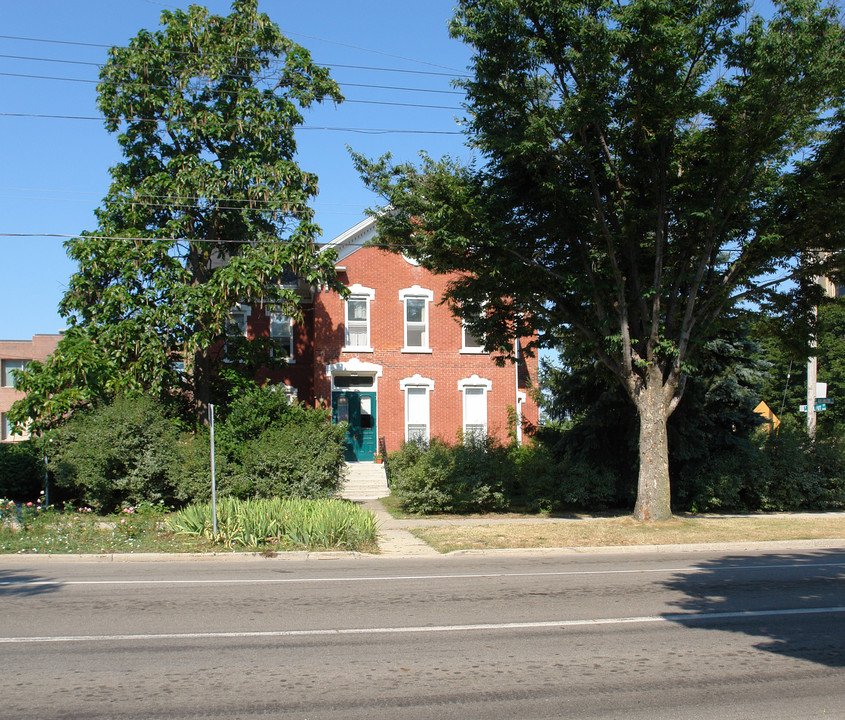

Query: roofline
left=321, top=215, right=377, bottom=256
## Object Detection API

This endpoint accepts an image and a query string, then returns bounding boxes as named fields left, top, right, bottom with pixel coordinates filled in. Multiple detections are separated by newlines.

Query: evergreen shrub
left=0, top=441, right=44, bottom=502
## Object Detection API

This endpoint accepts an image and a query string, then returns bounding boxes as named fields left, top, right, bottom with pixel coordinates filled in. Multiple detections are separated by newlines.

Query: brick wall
left=311, top=247, right=539, bottom=454
left=0, top=334, right=62, bottom=441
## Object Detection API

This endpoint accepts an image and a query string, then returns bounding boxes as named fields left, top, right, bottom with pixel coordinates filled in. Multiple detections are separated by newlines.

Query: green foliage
left=14, top=0, right=345, bottom=429
left=208, top=386, right=347, bottom=500
left=387, top=437, right=615, bottom=515
left=50, top=396, right=182, bottom=512
left=355, top=0, right=845, bottom=520
left=226, top=423, right=346, bottom=500
left=509, top=444, right=616, bottom=513
left=388, top=437, right=508, bottom=514
left=8, top=327, right=125, bottom=434
left=168, top=496, right=379, bottom=551
left=0, top=441, right=44, bottom=502
left=678, top=425, right=845, bottom=513
left=538, top=324, right=769, bottom=509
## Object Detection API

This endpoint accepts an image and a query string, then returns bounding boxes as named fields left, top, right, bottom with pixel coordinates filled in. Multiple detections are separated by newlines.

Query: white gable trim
left=321, top=215, right=379, bottom=264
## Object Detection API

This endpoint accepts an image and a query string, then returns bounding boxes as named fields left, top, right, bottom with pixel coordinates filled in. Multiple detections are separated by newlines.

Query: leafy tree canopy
left=12, top=0, right=343, bottom=430
left=355, top=0, right=845, bottom=520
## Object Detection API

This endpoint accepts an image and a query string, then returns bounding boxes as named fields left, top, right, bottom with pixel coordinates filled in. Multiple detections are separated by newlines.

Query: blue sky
left=0, top=0, right=473, bottom=339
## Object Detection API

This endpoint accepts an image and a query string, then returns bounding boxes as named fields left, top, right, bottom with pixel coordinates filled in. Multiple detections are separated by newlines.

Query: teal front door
left=332, top=391, right=377, bottom=461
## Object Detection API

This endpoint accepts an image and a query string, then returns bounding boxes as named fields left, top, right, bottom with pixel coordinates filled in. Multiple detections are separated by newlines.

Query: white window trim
left=400, top=374, right=434, bottom=443
left=458, top=375, right=492, bottom=439
left=327, top=359, right=383, bottom=392
left=460, top=319, right=487, bottom=354
left=228, top=303, right=251, bottom=336
left=267, top=306, right=295, bottom=363
left=399, top=285, right=434, bottom=353
left=343, top=284, right=375, bottom=353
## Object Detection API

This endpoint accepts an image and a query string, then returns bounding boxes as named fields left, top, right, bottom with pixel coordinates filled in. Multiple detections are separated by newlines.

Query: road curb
left=2, top=537, right=845, bottom=562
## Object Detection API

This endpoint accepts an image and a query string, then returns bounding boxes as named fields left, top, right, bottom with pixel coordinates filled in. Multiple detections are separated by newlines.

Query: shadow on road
left=660, top=548, right=845, bottom=668
left=0, top=568, right=61, bottom=597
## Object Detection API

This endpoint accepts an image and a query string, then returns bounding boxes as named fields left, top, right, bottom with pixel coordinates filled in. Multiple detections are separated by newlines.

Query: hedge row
left=1, top=390, right=347, bottom=512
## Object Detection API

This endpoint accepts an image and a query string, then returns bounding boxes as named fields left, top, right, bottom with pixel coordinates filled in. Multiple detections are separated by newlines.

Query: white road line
left=2, top=606, right=845, bottom=645
left=3, top=561, right=845, bottom=587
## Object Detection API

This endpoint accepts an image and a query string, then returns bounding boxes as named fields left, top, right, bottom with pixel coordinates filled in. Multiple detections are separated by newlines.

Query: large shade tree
left=355, top=0, right=845, bottom=520
left=11, top=0, right=342, bottom=431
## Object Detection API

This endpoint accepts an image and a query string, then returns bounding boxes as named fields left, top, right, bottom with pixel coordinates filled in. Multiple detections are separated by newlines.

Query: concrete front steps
left=341, top=462, right=390, bottom=500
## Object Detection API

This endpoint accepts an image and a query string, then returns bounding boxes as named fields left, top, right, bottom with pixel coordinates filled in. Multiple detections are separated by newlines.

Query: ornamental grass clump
left=168, top=497, right=379, bottom=552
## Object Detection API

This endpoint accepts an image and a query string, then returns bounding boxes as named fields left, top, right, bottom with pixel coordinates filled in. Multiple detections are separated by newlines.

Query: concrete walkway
left=358, top=499, right=441, bottom=556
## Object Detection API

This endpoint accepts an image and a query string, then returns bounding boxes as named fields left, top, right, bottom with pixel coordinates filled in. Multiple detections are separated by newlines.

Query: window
left=460, top=303, right=486, bottom=353
left=269, top=309, right=294, bottom=359
left=399, top=286, right=434, bottom=352
left=224, top=305, right=250, bottom=362
left=344, top=285, right=375, bottom=351
left=461, top=322, right=485, bottom=353
left=401, top=375, right=434, bottom=443
left=334, top=375, right=375, bottom=389
left=459, top=375, right=492, bottom=439
left=1, top=359, right=28, bottom=388
left=1, top=413, right=19, bottom=441
left=227, top=304, right=250, bottom=337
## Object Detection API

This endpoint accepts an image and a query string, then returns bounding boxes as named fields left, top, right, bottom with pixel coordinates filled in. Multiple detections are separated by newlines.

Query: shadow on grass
left=0, top=568, right=61, bottom=597
left=661, top=548, right=845, bottom=668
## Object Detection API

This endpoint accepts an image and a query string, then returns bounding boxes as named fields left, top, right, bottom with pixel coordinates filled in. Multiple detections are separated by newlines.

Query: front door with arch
left=332, top=391, right=377, bottom=461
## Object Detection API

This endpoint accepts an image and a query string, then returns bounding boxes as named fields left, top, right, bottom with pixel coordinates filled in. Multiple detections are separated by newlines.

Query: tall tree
left=355, top=0, right=845, bottom=520
left=13, top=0, right=342, bottom=429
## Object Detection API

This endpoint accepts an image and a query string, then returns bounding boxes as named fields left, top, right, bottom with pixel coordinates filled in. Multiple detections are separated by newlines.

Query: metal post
left=209, top=404, right=217, bottom=537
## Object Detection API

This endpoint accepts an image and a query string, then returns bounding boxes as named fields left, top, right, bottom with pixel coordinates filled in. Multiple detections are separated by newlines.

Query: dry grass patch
left=407, top=515, right=845, bottom=553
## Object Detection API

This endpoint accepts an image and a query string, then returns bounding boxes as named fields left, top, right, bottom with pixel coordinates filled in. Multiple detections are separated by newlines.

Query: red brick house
left=0, top=334, right=62, bottom=442
left=238, top=217, right=539, bottom=461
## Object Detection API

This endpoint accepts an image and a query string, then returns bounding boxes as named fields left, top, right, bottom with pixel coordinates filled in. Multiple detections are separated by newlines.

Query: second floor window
left=346, top=298, right=370, bottom=348
left=227, top=305, right=249, bottom=337
left=1, top=359, right=28, bottom=388
left=269, top=310, right=293, bottom=359
left=400, top=286, right=434, bottom=352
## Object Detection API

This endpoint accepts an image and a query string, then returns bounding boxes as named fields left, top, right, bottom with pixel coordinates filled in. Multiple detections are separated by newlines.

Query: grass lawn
left=406, top=514, right=845, bottom=553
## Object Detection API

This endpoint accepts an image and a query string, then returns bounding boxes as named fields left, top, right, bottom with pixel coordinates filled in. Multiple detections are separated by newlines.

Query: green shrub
left=173, top=428, right=239, bottom=504
left=675, top=425, right=845, bottom=513
left=173, top=388, right=347, bottom=503
left=388, top=437, right=509, bottom=514
left=229, top=422, right=347, bottom=500
left=51, top=396, right=182, bottom=512
left=0, top=441, right=44, bottom=502
left=168, top=496, right=378, bottom=551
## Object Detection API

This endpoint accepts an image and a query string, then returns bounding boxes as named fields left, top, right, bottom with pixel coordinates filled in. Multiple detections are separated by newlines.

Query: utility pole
left=808, top=349, right=817, bottom=441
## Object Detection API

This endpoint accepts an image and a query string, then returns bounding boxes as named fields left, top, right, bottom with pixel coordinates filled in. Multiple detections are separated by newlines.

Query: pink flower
left=26, top=502, right=33, bottom=507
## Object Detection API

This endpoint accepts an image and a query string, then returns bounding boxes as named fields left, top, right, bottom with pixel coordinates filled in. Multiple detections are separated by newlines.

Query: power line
left=0, top=37, right=471, bottom=78
left=0, top=66, right=464, bottom=95
left=0, top=72, right=462, bottom=110
left=0, top=231, right=423, bottom=251
left=0, top=112, right=464, bottom=134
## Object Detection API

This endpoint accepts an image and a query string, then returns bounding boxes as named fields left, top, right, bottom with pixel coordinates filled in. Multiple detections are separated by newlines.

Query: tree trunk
left=632, top=374, right=673, bottom=522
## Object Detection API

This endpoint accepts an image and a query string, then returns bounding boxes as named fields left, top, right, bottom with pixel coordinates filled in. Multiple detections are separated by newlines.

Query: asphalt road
left=2, top=548, right=844, bottom=719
